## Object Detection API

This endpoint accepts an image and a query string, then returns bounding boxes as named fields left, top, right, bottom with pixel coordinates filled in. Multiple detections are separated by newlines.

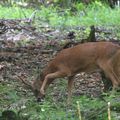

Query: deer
left=19, top=42, right=120, bottom=104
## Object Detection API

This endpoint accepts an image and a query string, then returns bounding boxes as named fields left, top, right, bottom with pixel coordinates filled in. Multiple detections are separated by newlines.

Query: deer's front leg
left=40, top=71, right=66, bottom=95
left=67, top=76, right=74, bottom=105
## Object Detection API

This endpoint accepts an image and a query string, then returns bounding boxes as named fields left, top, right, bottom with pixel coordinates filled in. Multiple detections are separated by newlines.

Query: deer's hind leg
left=111, top=52, right=120, bottom=86
left=98, top=61, right=119, bottom=90
left=108, top=49, right=120, bottom=86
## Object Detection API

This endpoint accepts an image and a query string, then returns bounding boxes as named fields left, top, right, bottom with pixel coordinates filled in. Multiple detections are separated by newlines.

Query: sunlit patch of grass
left=35, top=2, right=120, bottom=28
left=1, top=2, right=120, bottom=26
left=0, top=5, right=33, bottom=19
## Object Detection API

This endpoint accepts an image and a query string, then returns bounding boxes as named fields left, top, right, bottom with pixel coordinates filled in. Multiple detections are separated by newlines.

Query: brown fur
left=32, top=42, right=120, bottom=103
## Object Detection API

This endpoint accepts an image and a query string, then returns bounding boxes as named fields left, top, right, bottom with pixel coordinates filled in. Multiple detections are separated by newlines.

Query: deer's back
left=49, top=42, right=120, bottom=74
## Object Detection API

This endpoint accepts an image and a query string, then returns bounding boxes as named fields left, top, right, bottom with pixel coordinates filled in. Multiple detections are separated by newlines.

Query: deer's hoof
left=37, top=97, right=41, bottom=102
left=37, top=97, right=44, bottom=102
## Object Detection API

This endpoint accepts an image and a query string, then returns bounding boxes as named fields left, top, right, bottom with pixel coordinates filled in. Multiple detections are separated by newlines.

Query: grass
left=0, top=5, right=33, bottom=19
left=0, top=79, right=119, bottom=120
left=35, top=2, right=120, bottom=27
left=0, top=2, right=120, bottom=27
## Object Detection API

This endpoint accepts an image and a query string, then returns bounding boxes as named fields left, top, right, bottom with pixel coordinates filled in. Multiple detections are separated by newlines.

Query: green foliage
left=0, top=5, right=33, bottom=18
left=35, top=2, right=120, bottom=28
left=0, top=2, right=120, bottom=27
left=1, top=81, right=120, bottom=120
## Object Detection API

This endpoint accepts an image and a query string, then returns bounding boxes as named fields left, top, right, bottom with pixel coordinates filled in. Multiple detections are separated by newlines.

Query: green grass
left=0, top=2, right=120, bottom=27
left=35, top=2, right=120, bottom=27
left=0, top=5, right=33, bottom=19
left=0, top=80, right=119, bottom=120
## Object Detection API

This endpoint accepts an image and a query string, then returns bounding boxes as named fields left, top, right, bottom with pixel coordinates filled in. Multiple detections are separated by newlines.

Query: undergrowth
left=0, top=5, right=33, bottom=19
left=0, top=80, right=119, bottom=120
left=0, top=1, right=120, bottom=27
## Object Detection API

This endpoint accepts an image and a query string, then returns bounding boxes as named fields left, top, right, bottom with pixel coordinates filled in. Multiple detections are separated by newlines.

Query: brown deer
left=19, top=42, right=120, bottom=104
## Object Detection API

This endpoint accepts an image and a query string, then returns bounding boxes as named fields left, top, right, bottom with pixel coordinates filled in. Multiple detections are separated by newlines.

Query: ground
left=0, top=21, right=120, bottom=120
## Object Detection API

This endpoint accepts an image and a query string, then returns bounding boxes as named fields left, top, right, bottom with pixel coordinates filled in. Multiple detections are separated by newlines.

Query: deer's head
left=18, top=72, right=45, bottom=102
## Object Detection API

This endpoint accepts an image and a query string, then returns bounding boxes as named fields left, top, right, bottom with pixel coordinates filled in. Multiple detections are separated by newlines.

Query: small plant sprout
left=108, top=102, right=111, bottom=120
left=76, top=101, right=82, bottom=120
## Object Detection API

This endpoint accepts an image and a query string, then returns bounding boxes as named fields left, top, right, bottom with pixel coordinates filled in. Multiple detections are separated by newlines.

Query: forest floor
left=0, top=20, right=120, bottom=120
